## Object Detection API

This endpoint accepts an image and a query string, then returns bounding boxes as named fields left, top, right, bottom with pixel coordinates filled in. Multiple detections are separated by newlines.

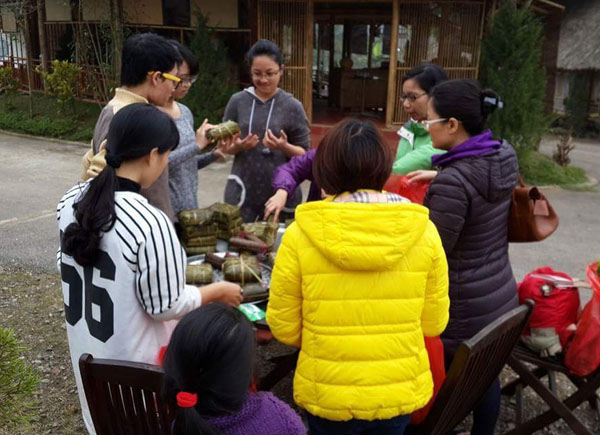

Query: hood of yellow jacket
left=294, top=198, right=430, bottom=271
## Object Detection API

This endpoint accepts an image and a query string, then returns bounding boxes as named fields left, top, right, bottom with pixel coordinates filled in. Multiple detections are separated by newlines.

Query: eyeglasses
left=179, top=76, right=198, bottom=87
left=148, top=71, right=182, bottom=89
left=400, top=92, right=427, bottom=103
left=422, top=118, right=448, bottom=131
left=251, top=70, right=281, bottom=80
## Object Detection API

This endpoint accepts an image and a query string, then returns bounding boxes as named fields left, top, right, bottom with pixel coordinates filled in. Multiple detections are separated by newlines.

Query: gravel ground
left=2, top=265, right=599, bottom=434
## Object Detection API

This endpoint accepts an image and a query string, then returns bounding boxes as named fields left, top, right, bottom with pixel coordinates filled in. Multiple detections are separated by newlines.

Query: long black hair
left=162, top=303, right=256, bottom=435
left=62, top=103, right=179, bottom=266
left=430, top=79, right=502, bottom=136
left=403, top=63, right=447, bottom=94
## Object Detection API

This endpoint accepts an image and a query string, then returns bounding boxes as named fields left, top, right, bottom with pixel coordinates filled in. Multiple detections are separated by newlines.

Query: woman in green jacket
left=392, top=63, right=448, bottom=174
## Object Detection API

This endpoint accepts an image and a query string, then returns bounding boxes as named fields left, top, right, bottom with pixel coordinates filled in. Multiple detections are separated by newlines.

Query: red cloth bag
left=565, top=262, right=600, bottom=377
left=383, top=175, right=429, bottom=205
left=517, top=267, right=580, bottom=355
left=410, top=336, right=446, bottom=425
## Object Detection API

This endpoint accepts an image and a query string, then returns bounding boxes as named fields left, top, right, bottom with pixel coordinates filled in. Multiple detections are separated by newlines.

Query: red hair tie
left=176, top=392, right=198, bottom=408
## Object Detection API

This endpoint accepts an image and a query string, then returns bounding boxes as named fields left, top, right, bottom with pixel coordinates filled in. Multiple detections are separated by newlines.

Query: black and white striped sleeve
left=125, top=198, right=202, bottom=321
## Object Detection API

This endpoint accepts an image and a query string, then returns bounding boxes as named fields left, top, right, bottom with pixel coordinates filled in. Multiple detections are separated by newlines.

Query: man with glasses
left=82, top=33, right=183, bottom=221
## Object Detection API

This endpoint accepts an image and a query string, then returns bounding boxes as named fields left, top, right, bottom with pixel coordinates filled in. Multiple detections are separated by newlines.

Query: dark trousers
left=306, top=413, right=410, bottom=435
left=444, top=344, right=501, bottom=435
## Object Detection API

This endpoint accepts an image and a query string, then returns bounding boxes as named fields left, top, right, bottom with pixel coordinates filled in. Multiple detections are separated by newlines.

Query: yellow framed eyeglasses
left=148, top=71, right=182, bottom=88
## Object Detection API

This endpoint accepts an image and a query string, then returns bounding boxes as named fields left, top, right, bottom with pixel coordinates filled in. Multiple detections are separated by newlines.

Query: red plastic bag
left=565, top=262, right=600, bottom=376
left=410, top=336, right=446, bottom=425
left=518, top=267, right=580, bottom=355
left=384, top=175, right=429, bottom=205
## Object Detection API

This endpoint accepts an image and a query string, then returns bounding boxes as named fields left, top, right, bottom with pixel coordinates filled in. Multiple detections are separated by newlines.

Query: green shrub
left=563, top=73, right=590, bottom=137
left=183, top=14, right=237, bottom=125
left=38, top=60, right=82, bottom=109
left=519, top=150, right=587, bottom=186
left=0, top=328, right=39, bottom=428
left=480, top=0, right=549, bottom=152
left=0, top=110, right=75, bottom=138
left=0, top=66, right=18, bottom=95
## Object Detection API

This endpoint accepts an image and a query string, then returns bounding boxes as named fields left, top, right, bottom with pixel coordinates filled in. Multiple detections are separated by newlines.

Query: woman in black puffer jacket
left=416, top=79, right=519, bottom=435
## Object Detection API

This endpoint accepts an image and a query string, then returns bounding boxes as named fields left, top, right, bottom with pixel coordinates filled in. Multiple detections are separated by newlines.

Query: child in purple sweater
left=162, top=303, right=306, bottom=435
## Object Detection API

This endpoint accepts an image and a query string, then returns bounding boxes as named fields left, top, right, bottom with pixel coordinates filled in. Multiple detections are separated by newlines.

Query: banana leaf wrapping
left=186, top=263, right=214, bottom=284
left=216, top=227, right=242, bottom=240
left=205, top=252, right=226, bottom=269
left=182, top=223, right=218, bottom=240
left=242, top=283, right=269, bottom=303
left=209, top=203, right=241, bottom=223
left=184, top=245, right=216, bottom=255
left=229, top=237, right=267, bottom=254
left=185, top=235, right=217, bottom=247
left=205, top=121, right=241, bottom=142
left=223, top=255, right=261, bottom=284
left=179, top=208, right=213, bottom=226
left=242, top=221, right=278, bottom=248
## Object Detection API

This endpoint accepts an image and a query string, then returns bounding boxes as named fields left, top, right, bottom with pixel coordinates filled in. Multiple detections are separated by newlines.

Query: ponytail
left=430, top=79, right=503, bottom=136
left=172, top=406, right=217, bottom=435
left=62, top=166, right=118, bottom=266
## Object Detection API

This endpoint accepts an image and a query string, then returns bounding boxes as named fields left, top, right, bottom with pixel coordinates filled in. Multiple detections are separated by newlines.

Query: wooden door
left=386, top=0, right=487, bottom=126
left=257, top=0, right=314, bottom=121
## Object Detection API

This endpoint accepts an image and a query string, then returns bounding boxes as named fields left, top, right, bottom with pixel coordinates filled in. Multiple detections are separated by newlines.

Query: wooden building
left=1, top=0, right=565, bottom=128
left=553, top=0, right=600, bottom=118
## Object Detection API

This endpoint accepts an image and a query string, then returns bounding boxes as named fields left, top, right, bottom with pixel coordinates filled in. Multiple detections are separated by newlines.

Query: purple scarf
left=431, top=130, right=501, bottom=168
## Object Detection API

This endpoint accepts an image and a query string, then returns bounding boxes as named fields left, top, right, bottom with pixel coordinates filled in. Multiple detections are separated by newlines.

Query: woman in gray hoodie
left=223, top=39, right=311, bottom=222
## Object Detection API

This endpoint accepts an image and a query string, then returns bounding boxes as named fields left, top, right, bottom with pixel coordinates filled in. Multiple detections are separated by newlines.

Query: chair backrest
left=79, top=354, right=171, bottom=435
left=418, top=301, right=534, bottom=435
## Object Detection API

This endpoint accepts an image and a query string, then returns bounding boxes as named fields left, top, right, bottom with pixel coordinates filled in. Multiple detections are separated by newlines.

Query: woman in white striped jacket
left=56, top=103, right=242, bottom=434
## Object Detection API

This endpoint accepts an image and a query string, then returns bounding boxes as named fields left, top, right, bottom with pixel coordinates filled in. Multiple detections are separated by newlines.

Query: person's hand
left=263, top=129, right=288, bottom=151
left=226, top=133, right=259, bottom=155
left=195, top=118, right=216, bottom=150
left=199, top=281, right=243, bottom=307
left=264, top=189, right=289, bottom=221
left=406, top=170, right=438, bottom=183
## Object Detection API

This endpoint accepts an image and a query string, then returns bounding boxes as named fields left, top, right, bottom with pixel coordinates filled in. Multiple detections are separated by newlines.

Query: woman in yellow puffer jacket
left=267, top=118, right=450, bottom=434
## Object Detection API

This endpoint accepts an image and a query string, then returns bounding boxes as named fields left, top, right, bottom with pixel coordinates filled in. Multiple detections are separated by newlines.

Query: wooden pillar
left=22, top=0, right=36, bottom=117
left=36, top=0, right=49, bottom=93
left=109, top=0, right=124, bottom=84
left=367, top=24, right=375, bottom=68
left=386, top=0, right=399, bottom=126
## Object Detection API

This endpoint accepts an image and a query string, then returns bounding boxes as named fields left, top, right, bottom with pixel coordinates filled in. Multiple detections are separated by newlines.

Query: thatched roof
left=557, top=0, right=600, bottom=71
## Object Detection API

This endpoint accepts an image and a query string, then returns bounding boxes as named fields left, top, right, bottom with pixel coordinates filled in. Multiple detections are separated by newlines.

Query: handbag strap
left=517, top=174, right=526, bottom=187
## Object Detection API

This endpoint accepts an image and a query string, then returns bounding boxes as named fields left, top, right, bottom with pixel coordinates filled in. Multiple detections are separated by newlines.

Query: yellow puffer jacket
left=267, top=198, right=449, bottom=421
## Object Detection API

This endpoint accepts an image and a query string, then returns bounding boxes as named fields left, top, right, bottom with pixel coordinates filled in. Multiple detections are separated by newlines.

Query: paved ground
left=1, top=131, right=598, bottom=288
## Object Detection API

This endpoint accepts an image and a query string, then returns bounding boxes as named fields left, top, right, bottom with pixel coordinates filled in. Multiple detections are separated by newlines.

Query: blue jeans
left=306, top=413, right=411, bottom=435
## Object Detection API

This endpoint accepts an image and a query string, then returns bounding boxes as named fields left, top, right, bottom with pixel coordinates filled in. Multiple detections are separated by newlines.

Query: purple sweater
left=206, top=392, right=306, bottom=435
left=272, top=149, right=321, bottom=202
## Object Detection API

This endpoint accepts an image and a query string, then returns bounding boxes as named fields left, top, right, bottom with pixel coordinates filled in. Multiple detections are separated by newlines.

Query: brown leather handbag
left=508, top=176, right=558, bottom=242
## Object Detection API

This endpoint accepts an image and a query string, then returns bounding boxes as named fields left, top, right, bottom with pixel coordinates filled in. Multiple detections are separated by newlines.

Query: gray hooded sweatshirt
left=223, top=87, right=311, bottom=222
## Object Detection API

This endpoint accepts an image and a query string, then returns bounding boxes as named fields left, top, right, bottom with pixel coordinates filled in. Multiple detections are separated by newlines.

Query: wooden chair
left=79, top=354, right=171, bottom=435
left=501, top=344, right=600, bottom=435
left=413, top=301, right=534, bottom=435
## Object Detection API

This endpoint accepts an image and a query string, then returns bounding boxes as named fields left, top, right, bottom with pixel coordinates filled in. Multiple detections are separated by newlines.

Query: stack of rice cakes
left=210, top=203, right=243, bottom=239
left=178, top=208, right=217, bottom=255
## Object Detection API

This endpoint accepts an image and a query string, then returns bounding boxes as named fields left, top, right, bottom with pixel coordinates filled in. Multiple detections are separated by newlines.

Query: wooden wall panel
left=388, top=0, right=485, bottom=126
left=257, top=0, right=313, bottom=120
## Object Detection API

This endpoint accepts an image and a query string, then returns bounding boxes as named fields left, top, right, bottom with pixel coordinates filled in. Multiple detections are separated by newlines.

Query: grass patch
left=0, top=92, right=100, bottom=142
left=519, top=150, right=588, bottom=186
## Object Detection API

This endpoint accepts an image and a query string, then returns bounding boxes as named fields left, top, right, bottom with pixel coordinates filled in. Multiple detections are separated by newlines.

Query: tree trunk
left=36, top=0, right=49, bottom=93
left=22, top=1, right=36, bottom=117
left=109, top=0, right=124, bottom=84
